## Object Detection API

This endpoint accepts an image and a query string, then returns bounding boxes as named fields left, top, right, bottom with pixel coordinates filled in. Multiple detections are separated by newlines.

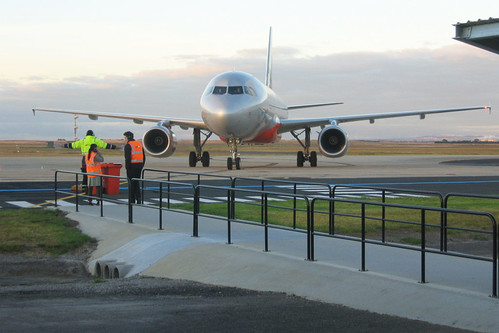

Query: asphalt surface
left=1, top=175, right=498, bottom=210
left=1, top=275, right=472, bottom=333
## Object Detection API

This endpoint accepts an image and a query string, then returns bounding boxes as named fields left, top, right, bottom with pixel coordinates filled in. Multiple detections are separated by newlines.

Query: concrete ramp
left=90, top=233, right=214, bottom=278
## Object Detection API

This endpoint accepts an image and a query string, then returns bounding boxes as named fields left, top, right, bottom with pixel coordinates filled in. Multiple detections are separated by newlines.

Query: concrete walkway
left=61, top=203, right=499, bottom=333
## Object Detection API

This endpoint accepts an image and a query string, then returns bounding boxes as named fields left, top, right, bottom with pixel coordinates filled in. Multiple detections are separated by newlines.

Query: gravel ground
left=0, top=252, right=476, bottom=333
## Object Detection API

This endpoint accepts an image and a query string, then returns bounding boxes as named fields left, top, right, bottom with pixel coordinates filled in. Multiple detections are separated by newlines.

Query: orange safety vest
left=85, top=152, right=102, bottom=177
left=128, top=141, right=144, bottom=164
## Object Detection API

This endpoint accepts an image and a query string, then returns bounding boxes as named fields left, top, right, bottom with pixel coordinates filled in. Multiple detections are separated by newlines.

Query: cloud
left=1, top=44, right=497, bottom=141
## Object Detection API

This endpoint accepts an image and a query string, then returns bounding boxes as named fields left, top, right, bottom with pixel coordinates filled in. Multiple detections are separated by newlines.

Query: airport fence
left=53, top=169, right=499, bottom=297
left=54, top=170, right=130, bottom=218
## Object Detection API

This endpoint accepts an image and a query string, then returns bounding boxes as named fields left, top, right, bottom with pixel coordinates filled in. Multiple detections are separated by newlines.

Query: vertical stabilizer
left=265, top=27, right=272, bottom=88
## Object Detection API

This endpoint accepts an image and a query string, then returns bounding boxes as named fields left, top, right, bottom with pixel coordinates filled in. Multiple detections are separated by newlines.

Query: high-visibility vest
left=85, top=152, right=102, bottom=178
left=128, top=141, right=144, bottom=164
left=72, top=135, right=109, bottom=155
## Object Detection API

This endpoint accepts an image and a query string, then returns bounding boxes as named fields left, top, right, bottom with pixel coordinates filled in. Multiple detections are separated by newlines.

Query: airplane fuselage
left=200, top=71, right=287, bottom=144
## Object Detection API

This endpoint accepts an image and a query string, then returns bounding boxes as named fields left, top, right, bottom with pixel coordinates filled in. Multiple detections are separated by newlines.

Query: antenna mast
left=73, top=115, right=78, bottom=141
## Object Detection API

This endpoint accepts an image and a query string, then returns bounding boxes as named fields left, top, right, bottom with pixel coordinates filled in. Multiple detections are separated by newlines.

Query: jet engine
left=142, top=125, right=177, bottom=157
left=318, top=125, right=349, bottom=158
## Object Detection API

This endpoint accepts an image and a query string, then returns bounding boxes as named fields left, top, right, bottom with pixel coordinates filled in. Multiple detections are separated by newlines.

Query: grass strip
left=169, top=196, right=499, bottom=241
left=0, top=209, right=95, bottom=257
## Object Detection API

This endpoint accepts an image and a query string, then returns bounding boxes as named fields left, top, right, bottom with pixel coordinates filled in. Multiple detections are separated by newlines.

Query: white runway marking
left=3, top=185, right=430, bottom=210
left=274, top=185, right=429, bottom=199
left=7, top=201, right=42, bottom=208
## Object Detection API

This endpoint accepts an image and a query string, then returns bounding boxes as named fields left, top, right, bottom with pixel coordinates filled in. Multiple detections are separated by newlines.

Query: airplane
left=33, top=28, right=490, bottom=170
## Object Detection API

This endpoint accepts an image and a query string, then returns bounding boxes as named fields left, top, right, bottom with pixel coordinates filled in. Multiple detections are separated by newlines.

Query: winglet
left=265, top=27, right=272, bottom=88
left=32, top=108, right=36, bottom=116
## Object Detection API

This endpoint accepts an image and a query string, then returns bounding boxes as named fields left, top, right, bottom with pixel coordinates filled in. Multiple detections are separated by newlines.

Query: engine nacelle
left=318, top=125, right=349, bottom=158
left=142, top=126, right=177, bottom=158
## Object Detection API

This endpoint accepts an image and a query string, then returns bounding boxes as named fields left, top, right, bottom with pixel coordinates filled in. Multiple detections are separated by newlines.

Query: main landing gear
left=189, top=128, right=212, bottom=167
left=226, top=138, right=241, bottom=170
left=291, top=127, right=318, bottom=167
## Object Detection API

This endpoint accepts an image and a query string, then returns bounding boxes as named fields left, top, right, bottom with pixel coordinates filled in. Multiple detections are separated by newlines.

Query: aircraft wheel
left=310, top=151, right=317, bottom=167
left=189, top=151, right=197, bottom=167
left=201, top=151, right=210, bottom=167
left=297, top=151, right=304, bottom=167
left=227, top=157, right=233, bottom=170
left=235, top=157, right=241, bottom=170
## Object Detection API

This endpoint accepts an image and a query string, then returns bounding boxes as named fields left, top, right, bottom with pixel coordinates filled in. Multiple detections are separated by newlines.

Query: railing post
left=308, top=198, right=314, bottom=261
left=420, top=209, right=426, bottom=284
left=227, top=188, right=232, bottom=244
left=54, top=171, right=58, bottom=207
left=260, top=181, right=264, bottom=224
left=361, top=203, right=366, bottom=271
left=75, top=173, right=79, bottom=212
left=159, top=183, right=163, bottom=230
left=141, top=179, right=144, bottom=204
left=492, top=216, right=497, bottom=297
left=193, top=186, right=199, bottom=237
left=440, top=193, right=446, bottom=252
left=382, top=190, right=386, bottom=243
left=264, top=193, right=269, bottom=252
left=99, top=176, right=103, bottom=217
left=128, top=178, right=133, bottom=224
left=442, top=195, right=448, bottom=252
left=167, top=173, right=171, bottom=209
left=330, top=186, right=336, bottom=235
left=293, top=184, right=297, bottom=229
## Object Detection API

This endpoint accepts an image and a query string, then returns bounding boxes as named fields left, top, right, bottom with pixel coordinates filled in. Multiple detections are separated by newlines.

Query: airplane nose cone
left=201, top=96, right=265, bottom=139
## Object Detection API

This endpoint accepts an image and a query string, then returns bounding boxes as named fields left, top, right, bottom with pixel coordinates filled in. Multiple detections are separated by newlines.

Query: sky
left=1, top=0, right=498, bottom=142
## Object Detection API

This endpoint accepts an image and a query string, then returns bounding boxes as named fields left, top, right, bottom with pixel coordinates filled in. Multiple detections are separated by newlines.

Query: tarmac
left=2, top=154, right=499, bottom=181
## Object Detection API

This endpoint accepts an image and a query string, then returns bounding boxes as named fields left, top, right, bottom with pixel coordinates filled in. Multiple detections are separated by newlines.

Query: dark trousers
left=126, top=164, right=143, bottom=204
left=81, top=156, right=87, bottom=186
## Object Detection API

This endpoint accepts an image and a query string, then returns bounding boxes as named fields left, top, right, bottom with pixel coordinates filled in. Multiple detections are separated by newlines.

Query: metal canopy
left=454, top=17, right=499, bottom=55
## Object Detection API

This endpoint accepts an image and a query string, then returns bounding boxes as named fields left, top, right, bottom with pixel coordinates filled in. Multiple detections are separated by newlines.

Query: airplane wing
left=32, top=108, right=208, bottom=130
left=287, top=102, right=344, bottom=110
left=278, top=106, right=490, bottom=133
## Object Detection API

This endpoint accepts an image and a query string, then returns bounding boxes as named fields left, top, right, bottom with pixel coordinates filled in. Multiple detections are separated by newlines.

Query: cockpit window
left=244, top=86, right=256, bottom=96
left=211, top=85, right=255, bottom=96
left=228, top=86, right=243, bottom=95
left=213, top=86, right=227, bottom=95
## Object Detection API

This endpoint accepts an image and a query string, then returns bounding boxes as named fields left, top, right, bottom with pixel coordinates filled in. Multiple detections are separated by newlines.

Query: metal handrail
left=195, top=184, right=311, bottom=255
left=128, top=178, right=196, bottom=229
left=310, top=196, right=497, bottom=297
left=53, top=169, right=499, bottom=297
left=330, top=184, right=444, bottom=246
left=55, top=169, right=130, bottom=217
left=141, top=168, right=233, bottom=183
left=443, top=193, right=499, bottom=252
left=232, top=176, right=333, bottom=229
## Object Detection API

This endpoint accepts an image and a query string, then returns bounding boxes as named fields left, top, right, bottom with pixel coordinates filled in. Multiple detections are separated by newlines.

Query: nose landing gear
left=227, top=138, right=241, bottom=170
left=189, top=128, right=212, bottom=167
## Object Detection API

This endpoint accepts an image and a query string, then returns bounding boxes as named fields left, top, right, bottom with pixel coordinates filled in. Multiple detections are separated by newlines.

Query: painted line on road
left=2, top=179, right=499, bottom=193
left=7, top=201, right=42, bottom=208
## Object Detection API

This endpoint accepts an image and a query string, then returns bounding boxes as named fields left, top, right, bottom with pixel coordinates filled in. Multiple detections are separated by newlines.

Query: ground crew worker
left=64, top=130, right=116, bottom=187
left=123, top=131, right=145, bottom=204
left=84, top=144, right=104, bottom=205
